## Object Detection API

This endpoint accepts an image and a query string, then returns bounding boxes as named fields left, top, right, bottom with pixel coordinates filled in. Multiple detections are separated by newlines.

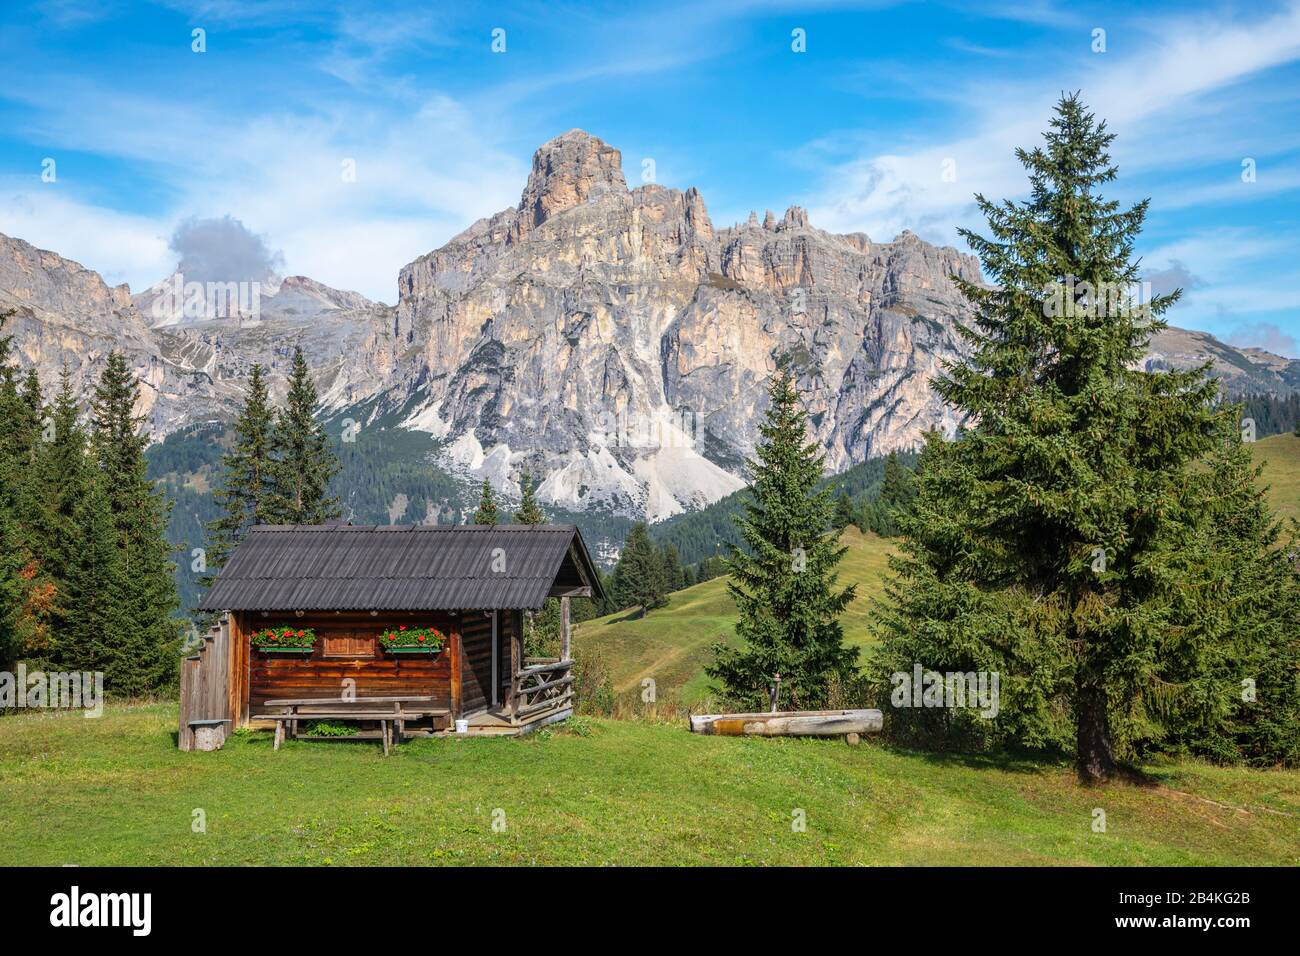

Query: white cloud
left=807, top=4, right=1300, bottom=245
left=1140, top=229, right=1294, bottom=285
left=1139, top=229, right=1300, bottom=351
left=0, top=187, right=172, bottom=289
left=0, top=83, right=525, bottom=301
left=1180, top=278, right=1300, bottom=318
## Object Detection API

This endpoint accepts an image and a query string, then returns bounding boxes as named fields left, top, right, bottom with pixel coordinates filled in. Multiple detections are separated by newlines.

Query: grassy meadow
left=580, top=526, right=894, bottom=705
left=1254, top=431, right=1300, bottom=525
left=0, top=703, right=1296, bottom=866
left=0, top=434, right=1296, bottom=867
left=581, top=432, right=1300, bottom=705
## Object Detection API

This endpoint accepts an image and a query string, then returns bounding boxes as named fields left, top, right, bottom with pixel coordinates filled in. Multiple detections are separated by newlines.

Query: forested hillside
left=650, top=451, right=917, bottom=565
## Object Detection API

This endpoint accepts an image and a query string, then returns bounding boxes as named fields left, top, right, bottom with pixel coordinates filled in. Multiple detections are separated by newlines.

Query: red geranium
left=251, top=624, right=316, bottom=649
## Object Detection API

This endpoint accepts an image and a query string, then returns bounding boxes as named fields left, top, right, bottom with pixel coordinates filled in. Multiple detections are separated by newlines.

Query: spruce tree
left=26, top=367, right=89, bottom=648
left=879, top=450, right=916, bottom=511
left=0, top=311, right=43, bottom=668
left=266, top=347, right=340, bottom=524
left=0, top=507, right=27, bottom=672
left=514, top=471, right=545, bottom=524
left=706, top=364, right=857, bottom=710
left=861, top=450, right=918, bottom=537
left=0, top=311, right=30, bottom=503
left=473, top=479, right=499, bottom=525
left=0, top=331, right=25, bottom=668
left=832, top=491, right=856, bottom=530
left=1157, top=420, right=1300, bottom=765
left=89, top=351, right=180, bottom=695
left=659, top=543, right=684, bottom=593
left=606, top=553, right=628, bottom=610
left=617, top=522, right=667, bottom=615
left=63, top=471, right=131, bottom=676
left=15, top=367, right=42, bottom=466
left=204, top=364, right=276, bottom=596
left=868, top=95, right=1225, bottom=782
left=0, top=313, right=20, bottom=656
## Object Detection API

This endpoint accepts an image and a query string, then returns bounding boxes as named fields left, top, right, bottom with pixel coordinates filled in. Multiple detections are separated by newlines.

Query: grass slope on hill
left=0, top=705, right=1295, bottom=866
left=1253, top=432, right=1300, bottom=526
left=578, top=527, right=894, bottom=704
left=581, top=435, right=1299, bottom=705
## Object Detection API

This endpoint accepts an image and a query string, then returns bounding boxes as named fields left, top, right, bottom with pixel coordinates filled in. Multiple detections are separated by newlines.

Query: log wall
left=242, top=611, right=458, bottom=719
left=460, top=612, right=495, bottom=714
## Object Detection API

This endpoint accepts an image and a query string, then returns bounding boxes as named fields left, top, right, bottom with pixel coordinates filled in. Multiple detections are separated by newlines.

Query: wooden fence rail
left=510, top=657, right=574, bottom=721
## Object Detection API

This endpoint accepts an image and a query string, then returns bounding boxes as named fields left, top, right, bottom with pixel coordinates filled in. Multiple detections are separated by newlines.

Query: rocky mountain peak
left=683, top=186, right=713, bottom=238
left=273, top=275, right=376, bottom=313
left=0, top=232, right=136, bottom=319
left=4, top=130, right=1297, bottom=528
left=782, top=206, right=810, bottom=230
left=516, top=129, right=626, bottom=234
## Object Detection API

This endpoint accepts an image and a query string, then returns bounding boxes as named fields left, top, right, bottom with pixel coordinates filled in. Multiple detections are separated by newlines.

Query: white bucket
left=454, top=719, right=469, bottom=734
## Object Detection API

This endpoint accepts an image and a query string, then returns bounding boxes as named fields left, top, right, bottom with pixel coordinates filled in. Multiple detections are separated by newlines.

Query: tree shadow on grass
left=882, top=745, right=1161, bottom=788
left=880, top=744, right=1070, bottom=777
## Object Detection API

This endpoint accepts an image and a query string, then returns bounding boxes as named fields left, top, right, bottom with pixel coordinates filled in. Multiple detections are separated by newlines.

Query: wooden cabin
left=179, top=524, right=604, bottom=749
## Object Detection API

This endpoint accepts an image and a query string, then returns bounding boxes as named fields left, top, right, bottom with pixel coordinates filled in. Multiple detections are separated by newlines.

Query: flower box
left=250, top=625, right=317, bottom=653
left=379, top=625, right=446, bottom=655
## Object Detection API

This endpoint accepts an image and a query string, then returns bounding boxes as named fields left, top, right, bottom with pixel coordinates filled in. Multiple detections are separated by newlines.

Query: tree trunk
left=1076, top=680, right=1118, bottom=784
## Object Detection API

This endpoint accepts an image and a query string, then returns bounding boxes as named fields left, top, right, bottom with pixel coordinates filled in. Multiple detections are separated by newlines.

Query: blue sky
left=1, top=0, right=1297, bottom=354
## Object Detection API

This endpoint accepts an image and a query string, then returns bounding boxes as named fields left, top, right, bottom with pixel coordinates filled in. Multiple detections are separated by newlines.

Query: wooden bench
left=255, top=697, right=449, bottom=756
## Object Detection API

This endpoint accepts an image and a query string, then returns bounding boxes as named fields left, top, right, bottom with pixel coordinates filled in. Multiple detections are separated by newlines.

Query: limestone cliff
left=2, top=130, right=1296, bottom=522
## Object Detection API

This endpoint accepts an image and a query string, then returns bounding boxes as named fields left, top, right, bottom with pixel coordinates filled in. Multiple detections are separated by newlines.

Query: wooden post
left=509, top=611, right=521, bottom=720
left=222, top=612, right=235, bottom=727
left=490, top=611, right=499, bottom=707
left=178, top=658, right=195, bottom=751
left=226, top=611, right=250, bottom=729
left=239, top=611, right=251, bottom=728
left=560, top=596, right=571, bottom=662
left=449, top=614, right=462, bottom=719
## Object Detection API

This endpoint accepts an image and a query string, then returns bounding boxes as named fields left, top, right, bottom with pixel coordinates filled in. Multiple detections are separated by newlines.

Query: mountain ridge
left=2, top=129, right=1297, bottom=523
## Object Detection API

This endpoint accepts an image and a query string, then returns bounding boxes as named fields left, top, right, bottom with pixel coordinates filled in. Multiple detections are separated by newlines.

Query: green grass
left=579, top=526, right=894, bottom=703
left=0, top=704, right=1295, bottom=866
left=3, top=438, right=1290, bottom=867
left=1254, top=432, right=1300, bottom=526
left=582, top=437, right=1300, bottom=704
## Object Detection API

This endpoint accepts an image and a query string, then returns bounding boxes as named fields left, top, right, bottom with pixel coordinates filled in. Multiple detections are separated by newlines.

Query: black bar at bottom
left=1, top=865, right=1287, bottom=942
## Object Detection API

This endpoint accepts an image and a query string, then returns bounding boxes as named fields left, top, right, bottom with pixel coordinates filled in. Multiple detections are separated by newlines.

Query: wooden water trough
left=689, top=708, right=883, bottom=743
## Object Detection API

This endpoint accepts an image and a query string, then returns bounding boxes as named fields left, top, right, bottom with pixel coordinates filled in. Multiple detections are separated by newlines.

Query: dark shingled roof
left=199, top=524, right=604, bottom=612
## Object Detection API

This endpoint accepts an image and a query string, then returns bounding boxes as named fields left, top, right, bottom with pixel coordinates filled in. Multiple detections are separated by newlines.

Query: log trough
left=689, top=708, right=883, bottom=743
